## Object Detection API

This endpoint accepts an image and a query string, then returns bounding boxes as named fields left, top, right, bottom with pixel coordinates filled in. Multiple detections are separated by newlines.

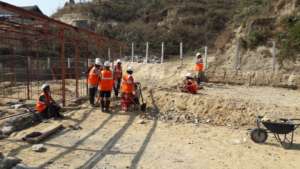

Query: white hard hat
left=185, top=73, right=192, bottom=78
left=196, top=52, right=202, bottom=57
left=116, top=59, right=122, bottom=63
left=41, top=83, right=50, bottom=90
left=127, top=66, right=133, bottom=72
left=95, top=58, right=101, bottom=65
left=104, top=61, right=110, bottom=67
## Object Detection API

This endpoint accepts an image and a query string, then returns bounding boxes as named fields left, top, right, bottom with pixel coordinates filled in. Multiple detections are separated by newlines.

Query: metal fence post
left=161, top=42, right=164, bottom=64
left=180, top=42, right=183, bottom=66
left=131, top=42, right=134, bottom=63
left=235, top=38, right=240, bottom=71
left=204, top=46, right=208, bottom=70
left=145, top=42, right=149, bottom=63
left=59, top=29, right=66, bottom=106
left=67, top=57, right=71, bottom=69
left=108, top=48, right=111, bottom=61
left=26, top=56, right=31, bottom=100
left=75, top=43, right=79, bottom=98
left=47, top=57, right=51, bottom=69
left=272, top=41, right=276, bottom=72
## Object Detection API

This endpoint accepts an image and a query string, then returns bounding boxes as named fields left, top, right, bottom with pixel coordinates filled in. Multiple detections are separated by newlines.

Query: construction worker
left=121, top=67, right=135, bottom=111
left=98, top=61, right=114, bottom=112
left=195, top=52, right=204, bottom=84
left=35, top=84, right=63, bottom=119
left=113, top=59, right=123, bottom=97
left=88, top=58, right=102, bottom=106
left=181, top=73, right=198, bottom=94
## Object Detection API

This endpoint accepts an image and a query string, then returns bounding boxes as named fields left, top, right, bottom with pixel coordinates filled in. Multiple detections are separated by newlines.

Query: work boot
left=100, top=100, right=105, bottom=112
left=106, top=100, right=111, bottom=112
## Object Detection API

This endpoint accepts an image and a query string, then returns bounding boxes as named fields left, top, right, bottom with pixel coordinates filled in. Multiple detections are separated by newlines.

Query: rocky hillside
left=54, top=0, right=300, bottom=76
left=53, top=0, right=238, bottom=54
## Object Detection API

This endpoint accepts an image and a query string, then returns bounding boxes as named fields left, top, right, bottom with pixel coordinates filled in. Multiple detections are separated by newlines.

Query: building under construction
left=0, top=2, right=125, bottom=106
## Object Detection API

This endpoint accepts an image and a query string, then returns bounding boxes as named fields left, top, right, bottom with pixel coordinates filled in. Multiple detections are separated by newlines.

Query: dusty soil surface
left=1, top=62, right=300, bottom=169
left=1, top=103, right=300, bottom=169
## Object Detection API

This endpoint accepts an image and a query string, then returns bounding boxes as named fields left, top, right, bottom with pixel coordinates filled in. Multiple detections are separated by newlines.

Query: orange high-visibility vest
left=99, top=69, right=114, bottom=91
left=121, top=74, right=134, bottom=94
left=35, top=92, right=52, bottom=113
left=88, top=66, right=100, bottom=86
left=195, top=58, right=204, bottom=72
left=114, top=65, right=122, bottom=79
left=186, top=80, right=198, bottom=94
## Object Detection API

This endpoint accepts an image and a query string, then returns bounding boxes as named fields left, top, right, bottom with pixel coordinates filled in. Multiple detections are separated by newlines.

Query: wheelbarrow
left=250, top=116, right=300, bottom=147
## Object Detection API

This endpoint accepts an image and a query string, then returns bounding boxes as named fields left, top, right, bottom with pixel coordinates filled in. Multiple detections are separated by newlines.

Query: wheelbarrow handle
left=279, top=118, right=300, bottom=121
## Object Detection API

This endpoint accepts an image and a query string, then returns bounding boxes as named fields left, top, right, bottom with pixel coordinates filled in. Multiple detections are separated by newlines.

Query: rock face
left=207, top=70, right=300, bottom=89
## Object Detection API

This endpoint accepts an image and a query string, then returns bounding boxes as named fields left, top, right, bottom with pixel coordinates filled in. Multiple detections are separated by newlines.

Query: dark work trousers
left=113, top=79, right=121, bottom=97
left=197, top=71, right=205, bottom=85
left=40, top=104, right=61, bottom=119
left=89, top=86, right=97, bottom=105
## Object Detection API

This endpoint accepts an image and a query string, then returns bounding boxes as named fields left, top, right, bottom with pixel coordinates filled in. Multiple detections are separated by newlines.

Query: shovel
left=136, top=83, right=147, bottom=112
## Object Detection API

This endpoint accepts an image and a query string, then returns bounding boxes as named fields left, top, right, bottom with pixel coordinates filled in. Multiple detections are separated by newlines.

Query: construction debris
left=31, top=144, right=46, bottom=152
left=23, top=124, right=64, bottom=144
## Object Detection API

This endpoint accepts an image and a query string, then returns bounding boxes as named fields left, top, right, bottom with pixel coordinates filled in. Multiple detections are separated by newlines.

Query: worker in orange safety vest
left=35, top=84, right=63, bottom=119
left=113, top=59, right=123, bottom=98
left=87, top=58, right=102, bottom=106
left=98, top=61, right=114, bottom=112
left=195, top=52, right=204, bottom=84
left=121, top=67, right=135, bottom=111
left=181, top=73, right=198, bottom=94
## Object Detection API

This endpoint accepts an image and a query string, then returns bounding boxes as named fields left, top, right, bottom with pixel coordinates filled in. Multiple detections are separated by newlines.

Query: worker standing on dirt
left=35, top=84, right=63, bottom=119
left=98, top=61, right=114, bottom=112
left=121, top=67, right=135, bottom=111
left=195, top=52, right=204, bottom=84
left=181, top=73, right=198, bottom=94
left=88, top=58, right=102, bottom=106
left=113, top=59, right=123, bottom=98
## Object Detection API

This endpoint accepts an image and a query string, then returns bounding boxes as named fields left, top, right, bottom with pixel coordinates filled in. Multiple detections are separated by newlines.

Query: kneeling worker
left=98, top=61, right=114, bottom=112
left=35, top=84, right=63, bottom=119
left=181, top=73, right=198, bottom=94
left=121, top=67, right=135, bottom=111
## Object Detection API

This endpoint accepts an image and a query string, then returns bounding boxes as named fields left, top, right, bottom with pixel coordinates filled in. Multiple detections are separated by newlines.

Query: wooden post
left=145, top=42, right=149, bottom=63
left=204, top=46, right=208, bottom=70
left=161, top=42, right=164, bottom=64
left=131, top=42, right=134, bottom=62
left=272, top=41, right=276, bottom=72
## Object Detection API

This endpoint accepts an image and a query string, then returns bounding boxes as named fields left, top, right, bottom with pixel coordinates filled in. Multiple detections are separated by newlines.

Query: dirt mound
left=145, top=89, right=259, bottom=127
left=127, top=62, right=300, bottom=127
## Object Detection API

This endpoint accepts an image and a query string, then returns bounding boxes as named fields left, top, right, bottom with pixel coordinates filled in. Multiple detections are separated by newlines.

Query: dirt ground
left=1, top=60, right=300, bottom=169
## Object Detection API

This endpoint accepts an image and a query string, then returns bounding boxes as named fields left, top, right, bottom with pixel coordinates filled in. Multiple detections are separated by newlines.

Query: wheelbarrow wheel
left=250, top=128, right=268, bottom=143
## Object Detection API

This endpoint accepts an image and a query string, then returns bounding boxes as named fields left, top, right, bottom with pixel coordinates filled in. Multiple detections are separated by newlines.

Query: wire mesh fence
left=0, top=56, right=90, bottom=104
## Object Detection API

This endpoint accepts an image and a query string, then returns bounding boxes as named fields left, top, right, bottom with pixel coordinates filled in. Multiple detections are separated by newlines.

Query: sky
left=1, top=0, right=69, bottom=16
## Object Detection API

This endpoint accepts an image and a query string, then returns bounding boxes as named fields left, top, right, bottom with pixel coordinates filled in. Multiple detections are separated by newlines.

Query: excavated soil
left=1, top=61, right=300, bottom=168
